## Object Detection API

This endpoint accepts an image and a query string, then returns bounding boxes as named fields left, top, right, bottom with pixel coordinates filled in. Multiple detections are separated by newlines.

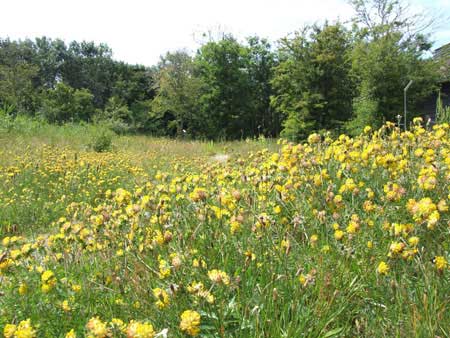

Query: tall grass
left=0, top=117, right=448, bottom=337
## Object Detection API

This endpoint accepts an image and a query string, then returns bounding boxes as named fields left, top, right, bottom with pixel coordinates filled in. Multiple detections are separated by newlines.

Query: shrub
left=436, top=91, right=450, bottom=124
left=40, top=83, right=94, bottom=123
left=89, top=129, right=114, bottom=152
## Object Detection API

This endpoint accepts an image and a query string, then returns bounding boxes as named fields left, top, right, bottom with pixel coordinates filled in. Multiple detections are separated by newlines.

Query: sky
left=1, top=0, right=449, bottom=66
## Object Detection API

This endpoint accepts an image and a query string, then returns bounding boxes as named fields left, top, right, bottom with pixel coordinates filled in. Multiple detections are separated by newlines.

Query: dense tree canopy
left=40, top=82, right=94, bottom=123
left=271, top=23, right=354, bottom=140
left=195, top=35, right=256, bottom=139
left=347, top=0, right=439, bottom=134
left=0, top=0, right=445, bottom=139
left=0, top=37, right=155, bottom=132
left=152, top=50, right=204, bottom=137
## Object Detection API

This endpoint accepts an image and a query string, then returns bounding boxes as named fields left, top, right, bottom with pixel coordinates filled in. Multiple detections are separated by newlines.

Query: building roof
left=435, top=43, right=450, bottom=59
left=434, top=43, right=450, bottom=82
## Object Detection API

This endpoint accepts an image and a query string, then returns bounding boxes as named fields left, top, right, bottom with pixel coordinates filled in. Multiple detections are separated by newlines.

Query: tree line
left=0, top=0, right=446, bottom=140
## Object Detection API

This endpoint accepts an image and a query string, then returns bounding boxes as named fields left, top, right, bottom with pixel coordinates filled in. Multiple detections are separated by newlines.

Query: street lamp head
left=404, top=80, right=413, bottom=92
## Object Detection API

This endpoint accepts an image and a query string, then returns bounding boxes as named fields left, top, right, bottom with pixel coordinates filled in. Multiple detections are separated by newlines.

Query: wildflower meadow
left=0, top=119, right=449, bottom=337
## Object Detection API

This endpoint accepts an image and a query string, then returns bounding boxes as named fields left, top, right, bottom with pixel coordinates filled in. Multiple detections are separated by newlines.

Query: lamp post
left=404, top=80, right=413, bottom=131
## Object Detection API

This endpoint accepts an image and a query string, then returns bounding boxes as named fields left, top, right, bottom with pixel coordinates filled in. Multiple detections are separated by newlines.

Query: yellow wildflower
left=180, top=310, right=201, bottom=336
left=4, top=324, right=17, bottom=338
left=62, top=300, right=71, bottom=312
left=152, top=288, right=170, bottom=309
left=7, top=319, right=37, bottom=338
left=377, top=261, right=389, bottom=275
left=334, top=230, right=344, bottom=241
left=126, top=321, right=155, bottom=338
left=208, top=269, right=230, bottom=285
left=434, top=256, right=448, bottom=271
left=65, top=329, right=77, bottom=338
left=18, top=283, right=27, bottom=296
left=408, top=237, right=419, bottom=246
left=86, top=317, right=110, bottom=338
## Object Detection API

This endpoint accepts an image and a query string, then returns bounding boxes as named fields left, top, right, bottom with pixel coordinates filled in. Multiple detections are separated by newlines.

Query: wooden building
left=420, top=43, right=450, bottom=120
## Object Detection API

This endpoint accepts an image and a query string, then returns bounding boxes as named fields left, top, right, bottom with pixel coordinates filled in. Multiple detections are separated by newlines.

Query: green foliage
left=150, top=36, right=277, bottom=140
left=279, top=91, right=324, bottom=141
left=246, top=37, right=279, bottom=136
left=152, top=50, right=204, bottom=137
left=0, top=107, right=14, bottom=132
left=40, top=82, right=94, bottom=123
left=270, top=0, right=439, bottom=140
left=195, top=35, right=254, bottom=139
left=193, top=35, right=277, bottom=139
left=89, top=128, right=115, bottom=152
left=350, top=34, right=437, bottom=132
left=436, top=91, right=450, bottom=123
left=347, top=0, right=439, bottom=134
left=437, top=106, right=450, bottom=124
left=272, top=23, right=354, bottom=140
left=0, top=37, right=154, bottom=131
left=0, top=108, right=50, bottom=135
left=0, top=102, right=15, bottom=115
left=0, top=39, right=40, bottom=112
left=93, top=96, right=133, bottom=134
left=0, top=2, right=444, bottom=139
left=345, top=81, right=383, bottom=135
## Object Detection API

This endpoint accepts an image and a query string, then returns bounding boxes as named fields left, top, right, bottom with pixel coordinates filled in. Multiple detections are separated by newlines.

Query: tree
left=112, top=63, right=155, bottom=107
left=111, top=62, right=155, bottom=132
left=93, top=96, right=133, bottom=134
left=0, top=36, right=157, bottom=129
left=40, top=82, right=94, bottom=123
left=0, top=39, right=39, bottom=113
left=33, top=37, right=66, bottom=90
left=348, top=0, right=439, bottom=134
left=247, top=37, right=278, bottom=136
left=152, top=50, right=203, bottom=137
left=60, top=41, right=116, bottom=108
left=350, top=0, right=435, bottom=41
left=195, top=35, right=254, bottom=139
left=271, top=23, right=354, bottom=140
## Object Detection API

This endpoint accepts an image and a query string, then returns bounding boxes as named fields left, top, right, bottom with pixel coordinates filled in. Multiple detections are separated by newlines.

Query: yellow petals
left=180, top=310, right=201, bottom=337
left=208, top=269, right=230, bottom=285
left=377, top=261, right=390, bottom=275
left=126, top=320, right=155, bottom=338
left=434, top=256, right=448, bottom=271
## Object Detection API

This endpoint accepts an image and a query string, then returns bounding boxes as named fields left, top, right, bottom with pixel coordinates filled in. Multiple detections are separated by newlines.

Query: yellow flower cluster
left=3, top=319, right=36, bottom=338
left=152, top=287, right=170, bottom=309
left=126, top=320, right=155, bottom=338
left=0, top=121, right=449, bottom=335
left=41, top=270, right=57, bottom=293
left=180, top=310, right=201, bottom=336
left=208, top=269, right=230, bottom=285
left=86, top=317, right=110, bottom=338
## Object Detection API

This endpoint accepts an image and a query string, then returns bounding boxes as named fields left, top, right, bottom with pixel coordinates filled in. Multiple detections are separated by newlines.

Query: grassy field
left=0, top=118, right=449, bottom=337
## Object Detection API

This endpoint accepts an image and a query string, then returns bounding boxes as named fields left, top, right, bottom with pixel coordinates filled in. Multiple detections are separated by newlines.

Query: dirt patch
left=211, top=154, right=229, bottom=163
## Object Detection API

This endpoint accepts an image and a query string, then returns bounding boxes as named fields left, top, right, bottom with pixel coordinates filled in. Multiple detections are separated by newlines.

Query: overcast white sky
left=1, top=0, right=449, bottom=66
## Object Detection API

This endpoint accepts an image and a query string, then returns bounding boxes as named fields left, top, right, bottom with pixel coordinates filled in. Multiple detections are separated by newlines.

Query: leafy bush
left=436, top=91, right=450, bottom=124
left=345, top=93, right=383, bottom=136
left=0, top=106, right=14, bottom=132
left=92, top=96, right=136, bottom=134
left=437, top=106, right=450, bottom=124
left=89, top=128, right=115, bottom=152
left=0, top=108, right=50, bottom=135
left=40, top=83, right=94, bottom=123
